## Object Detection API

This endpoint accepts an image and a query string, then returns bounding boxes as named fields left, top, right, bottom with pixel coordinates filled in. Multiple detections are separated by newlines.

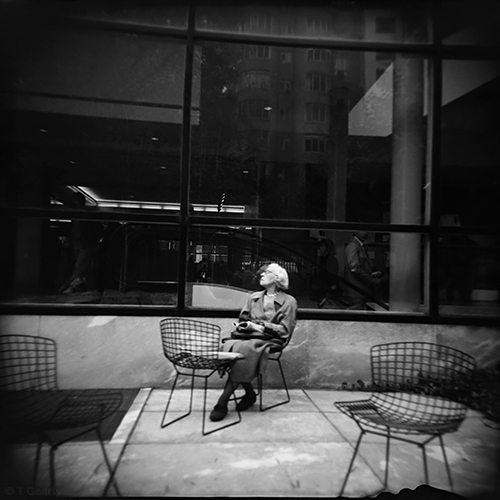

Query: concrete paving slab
left=130, top=409, right=343, bottom=444
left=3, top=388, right=498, bottom=498
left=112, top=387, right=152, bottom=444
left=112, top=442, right=382, bottom=497
left=324, top=410, right=390, bottom=444
left=305, top=389, right=374, bottom=413
left=3, top=442, right=123, bottom=497
left=337, top=440, right=500, bottom=500
left=144, top=388, right=314, bottom=413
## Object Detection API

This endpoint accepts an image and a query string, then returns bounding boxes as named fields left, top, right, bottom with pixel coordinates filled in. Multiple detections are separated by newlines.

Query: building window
left=305, top=73, right=332, bottom=92
left=240, top=71, right=271, bottom=89
left=334, top=57, right=349, bottom=77
left=375, top=17, right=396, bottom=34
left=305, top=135, right=327, bottom=153
left=305, top=103, right=328, bottom=122
left=280, top=51, right=292, bottom=64
left=246, top=14, right=272, bottom=32
left=306, top=49, right=332, bottom=63
left=243, top=45, right=271, bottom=59
left=307, top=16, right=332, bottom=35
left=281, top=137, right=290, bottom=151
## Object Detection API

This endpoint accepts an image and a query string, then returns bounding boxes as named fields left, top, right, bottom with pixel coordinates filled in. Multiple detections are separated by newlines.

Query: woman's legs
left=236, top=381, right=256, bottom=411
left=216, top=378, right=240, bottom=407
left=217, top=380, right=255, bottom=406
left=241, top=382, right=255, bottom=395
left=210, top=377, right=241, bottom=421
left=211, top=377, right=258, bottom=421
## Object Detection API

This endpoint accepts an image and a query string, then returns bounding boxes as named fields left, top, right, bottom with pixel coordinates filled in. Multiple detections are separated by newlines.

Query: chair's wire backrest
left=370, top=342, right=476, bottom=427
left=160, top=318, right=221, bottom=365
left=0, top=335, right=57, bottom=391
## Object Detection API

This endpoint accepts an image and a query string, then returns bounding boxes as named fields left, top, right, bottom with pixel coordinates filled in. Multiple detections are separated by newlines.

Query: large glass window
left=1, top=1, right=498, bottom=320
left=438, top=57, right=500, bottom=316
left=191, top=41, right=430, bottom=226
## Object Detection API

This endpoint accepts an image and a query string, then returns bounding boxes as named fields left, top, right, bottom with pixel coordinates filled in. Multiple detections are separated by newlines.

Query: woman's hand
left=243, top=320, right=265, bottom=333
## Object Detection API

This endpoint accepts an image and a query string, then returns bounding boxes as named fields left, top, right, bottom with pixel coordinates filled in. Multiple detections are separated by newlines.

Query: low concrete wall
left=1, top=315, right=499, bottom=389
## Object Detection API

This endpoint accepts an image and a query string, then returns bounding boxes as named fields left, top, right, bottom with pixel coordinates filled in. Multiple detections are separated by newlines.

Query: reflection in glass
left=196, top=2, right=431, bottom=44
left=185, top=227, right=430, bottom=314
left=1, top=16, right=186, bottom=211
left=439, top=233, right=500, bottom=317
left=442, top=1, right=500, bottom=46
left=440, top=60, right=500, bottom=229
left=1, top=217, right=178, bottom=307
left=191, top=41, right=429, bottom=224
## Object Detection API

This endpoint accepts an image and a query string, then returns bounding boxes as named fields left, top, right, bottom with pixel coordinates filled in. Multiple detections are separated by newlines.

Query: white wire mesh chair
left=0, top=334, right=122, bottom=495
left=159, top=318, right=242, bottom=435
left=334, top=341, right=476, bottom=496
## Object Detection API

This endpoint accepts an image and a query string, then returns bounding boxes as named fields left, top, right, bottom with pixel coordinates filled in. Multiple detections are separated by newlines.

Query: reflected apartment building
left=227, top=8, right=429, bottom=311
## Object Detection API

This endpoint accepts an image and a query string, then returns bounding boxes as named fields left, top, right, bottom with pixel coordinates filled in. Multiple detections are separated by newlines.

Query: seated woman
left=210, top=263, right=298, bottom=422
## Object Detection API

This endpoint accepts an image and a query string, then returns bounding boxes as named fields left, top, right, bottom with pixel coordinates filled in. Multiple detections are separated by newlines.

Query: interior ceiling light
left=39, top=128, right=48, bottom=133
left=151, top=137, right=159, bottom=141
left=264, top=106, right=272, bottom=111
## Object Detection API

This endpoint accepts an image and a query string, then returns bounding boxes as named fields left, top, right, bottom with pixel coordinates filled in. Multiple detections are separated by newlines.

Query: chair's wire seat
left=170, top=351, right=235, bottom=372
left=160, top=318, right=242, bottom=435
left=336, top=393, right=465, bottom=434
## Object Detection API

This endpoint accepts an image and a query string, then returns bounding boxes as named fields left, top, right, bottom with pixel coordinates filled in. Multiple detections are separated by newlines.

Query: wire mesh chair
left=256, top=334, right=292, bottom=411
left=334, top=341, right=476, bottom=496
left=159, top=318, right=242, bottom=435
left=0, top=335, right=122, bottom=495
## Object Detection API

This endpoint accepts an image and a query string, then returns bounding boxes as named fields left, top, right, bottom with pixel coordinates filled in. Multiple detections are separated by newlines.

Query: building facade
left=1, top=1, right=499, bottom=387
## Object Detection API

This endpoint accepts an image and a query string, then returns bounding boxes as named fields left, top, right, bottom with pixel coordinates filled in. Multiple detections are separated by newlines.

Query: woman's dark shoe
left=209, top=404, right=228, bottom=422
left=236, top=391, right=257, bottom=411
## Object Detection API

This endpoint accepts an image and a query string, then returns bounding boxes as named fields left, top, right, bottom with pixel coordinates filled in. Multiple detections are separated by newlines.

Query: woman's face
left=260, top=268, right=277, bottom=288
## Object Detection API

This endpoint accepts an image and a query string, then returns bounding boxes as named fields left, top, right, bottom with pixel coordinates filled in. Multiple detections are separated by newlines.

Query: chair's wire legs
left=96, top=427, right=121, bottom=497
left=202, top=374, right=241, bottom=436
left=339, top=431, right=365, bottom=497
left=33, top=435, right=44, bottom=487
left=258, top=358, right=290, bottom=412
left=161, top=367, right=242, bottom=436
left=420, top=442, right=429, bottom=485
left=439, top=435, right=454, bottom=491
left=202, top=376, right=209, bottom=435
left=384, top=428, right=391, bottom=489
left=33, top=427, right=121, bottom=496
left=49, top=445, right=57, bottom=489
left=160, top=371, right=194, bottom=428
